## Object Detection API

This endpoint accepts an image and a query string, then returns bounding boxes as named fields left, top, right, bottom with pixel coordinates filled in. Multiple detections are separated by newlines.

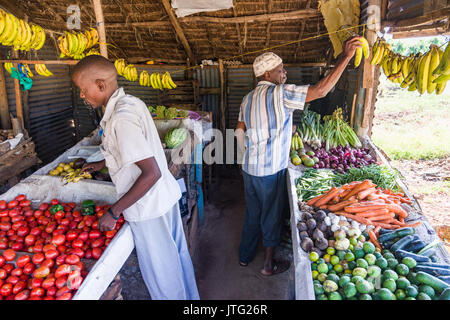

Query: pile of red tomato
left=0, top=194, right=125, bottom=300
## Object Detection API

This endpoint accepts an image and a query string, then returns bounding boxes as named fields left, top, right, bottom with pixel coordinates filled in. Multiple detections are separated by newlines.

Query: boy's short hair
left=72, top=55, right=116, bottom=76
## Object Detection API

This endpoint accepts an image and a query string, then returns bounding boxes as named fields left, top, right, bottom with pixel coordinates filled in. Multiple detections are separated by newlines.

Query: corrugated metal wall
left=194, top=67, right=220, bottom=129
left=1, top=40, right=75, bottom=165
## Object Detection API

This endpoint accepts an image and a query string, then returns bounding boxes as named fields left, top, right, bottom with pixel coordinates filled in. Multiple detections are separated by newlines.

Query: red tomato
left=24, top=210, right=34, bottom=217
left=41, top=277, right=55, bottom=290
left=65, top=254, right=80, bottom=265
left=6, top=275, right=19, bottom=285
left=84, top=249, right=92, bottom=259
left=22, top=263, right=35, bottom=275
left=32, top=243, right=43, bottom=253
left=11, top=215, right=24, bottom=223
left=42, top=244, right=56, bottom=253
left=55, top=254, right=67, bottom=266
left=40, top=259, right=54, bottom=269
left=16, top=226, right=29, bottom=237
left=37, top=216, right=50, bottom=226
left=72, top=211, right=81, bottom=218
left=71, top=239, right=84, bottom=249
left=63, top=205, right=72, bottom=212
left=0, top=241, right=8, bottom=250
left=3, top=263, right=14, bottom=274
left=104, top=239, right=112, bottom=246
left=90, top=237, right=105, bottom=248
left=54, top=211, right=65, bottom=220
left=30, top=277, right=43, bottom=289
left=77, top=220, right=85, bottom=229
left=67, top=270, right=82, bottom=290
left=55, top=285, right=71, bottom=297
left=0, top=269, right=6, bottom=279
left=7, top=201, right=18, bottom=209
left=12, top=281, right=27, bottom=294
left=0, top=283, right=12, bottom=296
left=44, top=249, right=59, bottom=260
left=11, top=242, right=23, bottom=251
left=50, top=199, right=59, bottom=206
left=11, top=268, right=23, bottom=277
left=88, top=230, right=101, bottom=240
left=55, top=264, right=71, bottom=279
left=33, top=210, right=43, bottom=218
left=0, top=222, right=11, bottom=232
left=24, top=234, right=36, bottom=247
left=33, top=266, right=50, bottom=278
left=45, top=221, right=57, bottom=234
left=78, top=231, right=89, bottom=242
left=70, top=248, right=84, bottom=258
left=56, top=245, right=67, bottom=254
left=29, top=227, right=41, bottom=237
left=32, top=252, right=45, bottom=265
left=68, top=202, right=76, bottom=209
left=105, top=230, right=117, bottom=239
left=73, top=261, right=84, bottom=271
left=66, top=230, right=78, bottom=242
left=69, top=221, right=78, bottom=229
left=30, top=287, right=45, bottom=298
left=46, top=285, right=57, bottom=296
left=0, top=210, right=8, bottom=218
left=6, top=229, right=15, bottom=237
left=14, top=289, right=30, bottom=300
left=16, top=255, right=31, bottom=268
left=55, top=292, right=72, bottom=300
left=38, top=203, right=49, bottom=211
left=43, top=295, right=54, bottom=300
left=0, top=256, right=5, bottom=268
left=19, top=200, right=31, bottom=207
left=51, top=234, right=66, bottom=246
left=0, top=201, right=6, bottom=210
left=91, top=248, right=102, bottom=259
left=60, top=218, right=71, bottom=227
left=14, top=195, right=26, bottom=202
left=3, top=249, right=16, bottom=261
left=55, top=276, right=67, bottom=289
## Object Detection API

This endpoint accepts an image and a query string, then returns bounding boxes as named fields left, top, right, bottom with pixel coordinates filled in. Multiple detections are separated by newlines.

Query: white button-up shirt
left=100, top=87, right=181, bottom=222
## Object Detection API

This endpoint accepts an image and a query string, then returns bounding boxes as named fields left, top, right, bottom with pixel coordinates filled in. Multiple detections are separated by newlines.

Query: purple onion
left=313, top=164, right=319, bottom=169
left=318, top=161, right=325, bottom=168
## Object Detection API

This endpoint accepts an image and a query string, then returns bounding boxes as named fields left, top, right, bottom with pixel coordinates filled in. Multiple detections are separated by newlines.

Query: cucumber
left=437, top=276, right=450, bottom=285
left=394, top=249, right=431, bottom=263
left=417, top=239, right=440, bottom=255
left=403, top=239, right=426, bottom=253
left=439, top=288, right=450, bottom=300
left=415, top=265, right=450, bottom=277
left=416, top=271, right=450, bottom=294
left=378, top=228, right=393, bottom=236
left=417, top=262, right=450, bottom=270
left=382, top=238, right=399, bottom=249
left=390, top=235, right=419, bottom=253
left=418, top=247, right=437, bottom=258
left=378, top=227, right=415, bottom=243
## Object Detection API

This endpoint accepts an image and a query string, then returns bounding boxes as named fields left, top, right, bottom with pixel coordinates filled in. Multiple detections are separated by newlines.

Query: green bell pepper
left=50, top=204, right=64, bottom=215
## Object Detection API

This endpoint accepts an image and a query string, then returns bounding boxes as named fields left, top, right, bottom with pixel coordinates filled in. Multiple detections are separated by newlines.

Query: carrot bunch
left=306, top=180, right=422, bottom=247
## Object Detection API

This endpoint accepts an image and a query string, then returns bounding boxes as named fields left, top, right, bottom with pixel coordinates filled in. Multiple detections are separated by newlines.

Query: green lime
left=316, top=294, right=328, bottom=300
left=405, top=297, right=416, bottom=300
left=336, top=250, right=346, bottom=260
left=395, top=289, right=407, bottom=300
left=376, top=257, right=388, bottom=270
left=383, top=252, right=395, bottom=260
left=364, top=253, right=377, bottom=266
left=353, top=247, right=365, bottom=259
left=314, top=283, right=324, bottom=296
left=328, top=291, right=343, bottom=300
left=317, top=258, right=325, bottom=265
left=406, top=285, right=418, bottom=298
left=345, top=252, right=355, bottom=262
left=344, top=269, right=353, bottom=275
left=311, top=263, right=318, bottom=271
left=312, top=270, right=319, bottom=279
left=356, top=258, right=369, bottom=269
left=343, top=282, right=357, bottom=298
left=347, top=261, right=357, bottom=270
left=396, top=278, right=411, bottom=290
left=383, top=278, right=397, bottom=293
left=333, top=264, right=344, bottom=273
left=330, top=255, right=340, bottom=265
left=323, top=254, right=331, bottom=263
left=417, top=292, right=431, bottom=300
left=387, top=258, right=399, bottom=269
left=401, top=257, right=417, bottom=269
left=339, top=275, right=351, bottom=288
left=351, top=275, right=364, bottom=284
left=326, top=247, right=336, bottom=255
left=327, top=263, right=333, bottom=272
left=309, top=251, right=320, bottom=262
left=349, top=236, right=358, bottom=246
left=383, top=269, right=399, bottom=281
left=419, top=285, right=435, bottom=298
left=359, top=293, right=372, bottom=300
left=317, top=263, right=328, bottom=274
left=317, top=273, right=328, bottom=283
left=395, top=263, right=410, bottom=276
left=363, top=242, right=375, bottom=254
left=327, top=274, right=340, bottom=283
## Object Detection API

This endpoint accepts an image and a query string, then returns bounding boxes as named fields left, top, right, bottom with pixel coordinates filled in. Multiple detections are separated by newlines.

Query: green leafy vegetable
left=332, top=164, right=400, bottom=191
left=295, top=169, right=337, bottom=202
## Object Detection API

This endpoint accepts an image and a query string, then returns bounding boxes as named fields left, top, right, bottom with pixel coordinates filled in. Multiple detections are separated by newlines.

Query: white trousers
left=128, top=204, right=200, bottom=300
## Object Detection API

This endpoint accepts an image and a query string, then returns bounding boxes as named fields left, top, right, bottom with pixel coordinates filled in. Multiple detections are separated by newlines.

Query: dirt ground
left=388, top=157, right=450, bottom=252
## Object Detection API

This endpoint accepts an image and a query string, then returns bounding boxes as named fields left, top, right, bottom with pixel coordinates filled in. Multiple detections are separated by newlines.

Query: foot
left=260, top=260, right=291, bottom=276
left=239, top=261, right=248, bottom=267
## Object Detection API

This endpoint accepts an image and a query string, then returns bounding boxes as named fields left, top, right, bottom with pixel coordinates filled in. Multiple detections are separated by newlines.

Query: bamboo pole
left=92, top=0, right=108, bottom=59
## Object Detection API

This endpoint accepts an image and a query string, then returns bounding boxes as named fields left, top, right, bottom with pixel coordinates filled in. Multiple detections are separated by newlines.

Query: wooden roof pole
left=11, top=50, right=23, bottom=128
left=0, top=56, right=11, bottom=129
left=265, top=0, right=273, bottom=48
left=232, top=8, right=244, bottom=58
left=294, top=0, right=311, bottom=61
left=160, top=0, right=195, bottom=64
left=92, top=0, right=108, bottom=59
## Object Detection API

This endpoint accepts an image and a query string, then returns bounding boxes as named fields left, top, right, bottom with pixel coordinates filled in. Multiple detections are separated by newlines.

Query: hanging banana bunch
left=161, top=71, right=177, bottom=89
left=139, top=70, right=151, bottom=87
left=122, top=64, right=138, bottom=81
left=57, top=27, right=99, bottom=59
left=0, top=9, right=46, bottom=51
left=4, top=62, right=13, bottom=74
left=34, top=64, right=53, bottom=77
left=371, top=37, right=449, bottom=95
left=148, top=72, right=177, bottom=90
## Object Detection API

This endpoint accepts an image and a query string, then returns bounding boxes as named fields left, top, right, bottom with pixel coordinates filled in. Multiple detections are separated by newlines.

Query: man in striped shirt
left=236, top=36, right=363, bottom=276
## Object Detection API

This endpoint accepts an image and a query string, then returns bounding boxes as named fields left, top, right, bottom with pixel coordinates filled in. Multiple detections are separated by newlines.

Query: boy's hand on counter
left=81, top=160, right=105, bottom=174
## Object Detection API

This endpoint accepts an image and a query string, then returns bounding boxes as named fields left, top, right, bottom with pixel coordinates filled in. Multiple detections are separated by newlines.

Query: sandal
left=239, top=261, right=248, bottom=267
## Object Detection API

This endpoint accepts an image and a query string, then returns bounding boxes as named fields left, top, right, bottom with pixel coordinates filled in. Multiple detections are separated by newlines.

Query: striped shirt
left=238, top=81, right=309, bottom=177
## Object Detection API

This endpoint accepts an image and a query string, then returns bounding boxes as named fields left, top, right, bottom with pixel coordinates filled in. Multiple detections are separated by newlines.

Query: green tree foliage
left=387, top=37, right=447, bottom=56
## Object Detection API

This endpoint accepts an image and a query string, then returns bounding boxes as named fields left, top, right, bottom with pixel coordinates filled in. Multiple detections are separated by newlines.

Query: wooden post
left=219, top=59, right=226, bottom=134
left=0, top=58, right=11, bottom=129
left=93, top=0, right=108, bottom=59
left=11, top=50, right=23, bottom=128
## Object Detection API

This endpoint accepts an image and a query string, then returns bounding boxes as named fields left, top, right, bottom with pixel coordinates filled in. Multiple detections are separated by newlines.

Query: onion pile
left=311, top=145, right=376, bottom=173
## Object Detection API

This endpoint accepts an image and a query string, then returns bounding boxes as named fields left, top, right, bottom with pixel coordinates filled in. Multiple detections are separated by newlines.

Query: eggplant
left=301, top=238, right=314, bottom=252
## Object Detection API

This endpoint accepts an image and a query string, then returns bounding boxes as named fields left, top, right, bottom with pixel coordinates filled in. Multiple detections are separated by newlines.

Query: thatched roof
left=7, top=0, right=331, bottom=65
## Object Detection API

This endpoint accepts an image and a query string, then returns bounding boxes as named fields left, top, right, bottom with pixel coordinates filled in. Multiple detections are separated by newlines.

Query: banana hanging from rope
left=4, top=62, right=13, bottom=74
left=354, top=36, right=369, bottom=68
left=35, top=64, right=53, bottom=77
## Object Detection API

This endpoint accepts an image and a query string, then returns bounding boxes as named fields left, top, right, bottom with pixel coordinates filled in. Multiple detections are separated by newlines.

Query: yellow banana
left=84, top=29, right=92, bottom=49
left=139, top=70, right=146, bottom=86
left=12, top=18, right=25, bottom=49
left=0, top=10, right=6, bottom=37
left=427, top=46, right=440, bottom=94
left=166, top=72, right=177, bottom=89
left=432, top=42, right=449, bottom=76
left=21, top=20, right=33, bottom=50
left=90, top=28, right=99, bottom=46
left=408, top=81, right=416, bottom=92
left=417, top=51, right=432, bottom=94
left=1, top=13, right=17, bottom=45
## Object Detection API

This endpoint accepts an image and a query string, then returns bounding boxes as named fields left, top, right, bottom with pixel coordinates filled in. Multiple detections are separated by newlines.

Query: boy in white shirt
left=72, top=55, right=199, bottom=300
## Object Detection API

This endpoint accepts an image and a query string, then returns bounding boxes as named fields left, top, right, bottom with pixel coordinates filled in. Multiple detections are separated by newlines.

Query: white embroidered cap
left=252, top=52, right=283, bottom=77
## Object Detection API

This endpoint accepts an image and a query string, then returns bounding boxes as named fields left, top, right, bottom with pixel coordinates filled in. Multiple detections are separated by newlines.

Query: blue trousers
left=239, top=168, right=288, bottom=264
left=128, top=204, right=200, bottom=300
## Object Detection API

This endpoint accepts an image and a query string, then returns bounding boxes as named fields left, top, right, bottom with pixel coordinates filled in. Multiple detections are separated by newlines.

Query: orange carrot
left=355, top=208, right=389, bottom=218
left=399, top=217, right=405, bottom=223
left=315, top=187, right=341, bottom=207
left=368, top=213, right=395, bottom=222
left=333, top=211, right=373, bottom=225
left=342, top=180, right=373, bottom=201
left=374, top=226, right=381, bottom=236
left=357, top=187, right=377, bottom=200
left=391, top=220, right=422, bottom=228
left=332, top=195, right=340, bottom=203
left=327, top=199, right=358, bottom=212
left=368, top=230, right=382, bottom=250
left=319, top=205, right=328, bottom=209
left=371, top=221, right=400, bottom=229
left=344, top=204, right=388, bottom=213
left=386, top=204, right=408, bottom=219
left=306, top=193, right=325, bottom=206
